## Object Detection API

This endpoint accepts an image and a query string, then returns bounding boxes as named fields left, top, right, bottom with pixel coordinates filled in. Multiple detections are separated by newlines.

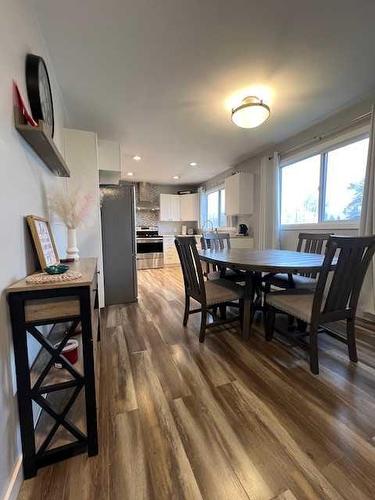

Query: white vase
left=66, top=227, right=79, bottom=261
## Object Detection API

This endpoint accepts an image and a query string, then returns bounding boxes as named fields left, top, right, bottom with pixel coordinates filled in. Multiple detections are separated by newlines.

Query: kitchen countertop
left=161, top=234, right=200, bottom=237
left=161, top=234, right=253, bottom=239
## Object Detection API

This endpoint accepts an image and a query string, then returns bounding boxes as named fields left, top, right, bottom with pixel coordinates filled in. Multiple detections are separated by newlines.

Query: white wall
left=0, top=1, right=67, bottom=498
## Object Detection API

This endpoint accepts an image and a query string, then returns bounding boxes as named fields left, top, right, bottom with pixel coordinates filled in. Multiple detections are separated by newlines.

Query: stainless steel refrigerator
left=101, top=183, right=138, bottom=305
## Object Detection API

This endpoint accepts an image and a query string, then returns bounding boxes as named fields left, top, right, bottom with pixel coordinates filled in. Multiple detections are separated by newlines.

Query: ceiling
left=33, top=0, right=375, bottom=184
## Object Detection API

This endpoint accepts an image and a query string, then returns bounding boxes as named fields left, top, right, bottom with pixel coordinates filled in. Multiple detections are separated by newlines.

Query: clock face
left=38, top=62, right=54, bottom=137
left=26, top=54, right=55, bottom=137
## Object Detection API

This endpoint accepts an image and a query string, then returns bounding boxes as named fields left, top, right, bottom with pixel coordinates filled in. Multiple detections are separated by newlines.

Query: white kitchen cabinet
left=180, top=193, right=199, bottom=221
left=63, top=129, right=104, bottom=307
left=171, top=195, right=181, bottom=221
left=160, top=194, right=181, bottom=221
left=163, top=236, right=180, bottom=265
left=160, top=193, right=199, bottom=221
left=225, top=172, right=253, bottom=216
left=98, top=139, right=121, bottom=171
left=230, top=237, right=254, bottom=249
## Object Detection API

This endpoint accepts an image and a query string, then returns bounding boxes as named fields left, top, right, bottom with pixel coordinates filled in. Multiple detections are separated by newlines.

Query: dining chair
left=264, top=235, right=375, bottom=374
left=201, top=232, right=231, bottom=251
left=263, top=232, right=332, bottom=291
left=175, top=236, right=247, bottom=342
left=201, top=232, right=246, bottom=282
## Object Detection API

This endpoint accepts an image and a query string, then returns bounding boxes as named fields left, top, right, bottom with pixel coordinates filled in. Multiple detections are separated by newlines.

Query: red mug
left=54, top=339, right=79, bottom=368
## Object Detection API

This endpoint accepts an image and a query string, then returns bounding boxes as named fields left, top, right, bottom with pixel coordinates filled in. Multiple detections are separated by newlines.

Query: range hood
left=136, top=182, right=160, bottom=210
left=138, top=182, right=152, bottom=202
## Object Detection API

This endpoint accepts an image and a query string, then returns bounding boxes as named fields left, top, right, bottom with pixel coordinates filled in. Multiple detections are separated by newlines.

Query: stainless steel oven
left=136, top=228, right=164, bottom=269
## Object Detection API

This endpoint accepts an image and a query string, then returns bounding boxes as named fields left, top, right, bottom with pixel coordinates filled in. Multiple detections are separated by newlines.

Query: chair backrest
left=175, top=237, right=206, bottom=303
left=201, top=232, right=231, bottom=251
left=312, top=235, right=375, bottom=323
left=296, top=232, right=333, bottom=278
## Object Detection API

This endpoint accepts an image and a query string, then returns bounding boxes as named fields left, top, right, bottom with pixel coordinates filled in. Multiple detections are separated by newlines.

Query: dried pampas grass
left=48, top=187, right=94, bottom=229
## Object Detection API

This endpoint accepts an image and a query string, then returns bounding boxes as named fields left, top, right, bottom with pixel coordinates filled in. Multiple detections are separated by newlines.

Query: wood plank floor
left=19, top=267, right=375, bottom=500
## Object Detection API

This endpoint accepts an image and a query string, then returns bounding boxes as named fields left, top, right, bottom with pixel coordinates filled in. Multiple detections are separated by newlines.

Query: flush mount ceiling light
left=189, top=162, right=198, bottom=167
left=172, top=175, right=180, bottom=180
left=133, top=155, right=141, bottom=161
left=127, top=172, right=134, bottom=176
left=231, top=96, right=270, bottom=128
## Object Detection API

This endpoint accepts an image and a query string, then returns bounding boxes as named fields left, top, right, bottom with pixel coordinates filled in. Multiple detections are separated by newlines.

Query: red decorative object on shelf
left=13, top=81, right=38, bottom=127
left=54, top=339, right=79, bottom=368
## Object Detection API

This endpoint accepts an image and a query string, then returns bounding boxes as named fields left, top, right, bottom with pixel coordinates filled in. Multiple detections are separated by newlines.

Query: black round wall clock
left=26, top=53, right=55, bottom=138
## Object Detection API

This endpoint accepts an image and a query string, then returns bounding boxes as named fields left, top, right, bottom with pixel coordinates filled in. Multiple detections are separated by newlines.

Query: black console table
left=7, top=258, right=100, bottom=478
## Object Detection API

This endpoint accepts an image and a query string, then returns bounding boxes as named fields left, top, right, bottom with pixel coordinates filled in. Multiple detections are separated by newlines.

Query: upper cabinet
left=160, top=193, right=199, bottom=221
left=160, top=194, right=180, bottom=221
left=98, top=139, right=121, bottom=172
left=225, top=172, right=254, bottom=216
left=180, top=193, right=199, bottom=221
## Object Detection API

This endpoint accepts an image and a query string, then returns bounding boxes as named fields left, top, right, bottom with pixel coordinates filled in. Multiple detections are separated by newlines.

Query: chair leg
left=249, top=302, right=256, bottom=330
left=288, top=315, right=295, bottom=330
left=199, top=309, right=207, bottom=342
left=309, top=325, right=319, bottom=375
left=239, top=299, right=244, bottom=328
left=347, top=317, right=358, bottom=363
left=183, top=295, right=190, bottom=326
left=241, top=297, right=252, bottom=340
left=265, top=307, right=276, bottom=341
left=219, top=304, right=227, bottom=319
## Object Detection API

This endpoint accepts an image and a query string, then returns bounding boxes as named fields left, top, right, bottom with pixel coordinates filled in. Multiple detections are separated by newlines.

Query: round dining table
left=198, top=248, right=331, bottom=339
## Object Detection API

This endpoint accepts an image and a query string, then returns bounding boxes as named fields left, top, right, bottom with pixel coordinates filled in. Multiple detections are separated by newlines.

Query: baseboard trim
left=3, top=455, right=23, bottom=500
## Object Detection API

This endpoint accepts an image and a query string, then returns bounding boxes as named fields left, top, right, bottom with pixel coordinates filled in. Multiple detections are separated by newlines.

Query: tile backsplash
left=158, top=221, right=198, bottom=235
left=136, top=209, right=159, bottom=227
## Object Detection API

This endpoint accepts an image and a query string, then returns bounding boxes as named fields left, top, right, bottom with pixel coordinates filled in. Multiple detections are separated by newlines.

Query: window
left=281, top=155, right=320, bottom=224
left=324, top=139, right=368, bottom=221
left=281, top=137, right=369, bottom=225
left=206, top=188, right=226, bottom=227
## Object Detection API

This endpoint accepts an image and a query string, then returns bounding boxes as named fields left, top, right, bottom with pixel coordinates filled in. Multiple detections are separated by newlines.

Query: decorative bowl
left=44, top=264, right=70, bottom=275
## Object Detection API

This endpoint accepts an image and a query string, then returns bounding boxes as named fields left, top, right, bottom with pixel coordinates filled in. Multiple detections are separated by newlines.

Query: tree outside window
left=281, top=137, right=369, bottom=225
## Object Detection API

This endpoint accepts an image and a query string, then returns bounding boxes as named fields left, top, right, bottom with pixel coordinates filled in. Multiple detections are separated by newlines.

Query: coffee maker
left=239, top=224, right=248, bottom=236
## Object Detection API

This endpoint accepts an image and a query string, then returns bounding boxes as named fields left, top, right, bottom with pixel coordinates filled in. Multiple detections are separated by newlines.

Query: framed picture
left=26, top=215, right=59, bottom=269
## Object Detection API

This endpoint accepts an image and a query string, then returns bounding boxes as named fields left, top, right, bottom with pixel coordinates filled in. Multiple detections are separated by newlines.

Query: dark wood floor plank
left=109, top=325, right=138, bottom=412
left=121, top=303, right=149, bottom=353
left=322, top=456, right=374, bottom=500
left=130, top=350, right=202, bottom=499
left=230, top=379, right=343, bottom=499
left=220, top=332, right=375, bottom=462
left=170, top=344, right=279, bottom=499
left=205, top=336, right=345, bottom=469
left=187, top=342, right=237, bottom=388
left=272, top=490, right=298, bottom=500
left=234, top=336, right=375, bottom=475
left=172, top=396, right=251, bottom=500
left=214, top=383, right=305, bottom=495
left=112, top=410, right=152, bottom=500
left=248, top=333, right=375, bottom=438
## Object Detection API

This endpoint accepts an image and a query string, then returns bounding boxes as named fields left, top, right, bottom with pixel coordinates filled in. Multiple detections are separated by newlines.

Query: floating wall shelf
left=14, top=107, right=70, bottom=177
